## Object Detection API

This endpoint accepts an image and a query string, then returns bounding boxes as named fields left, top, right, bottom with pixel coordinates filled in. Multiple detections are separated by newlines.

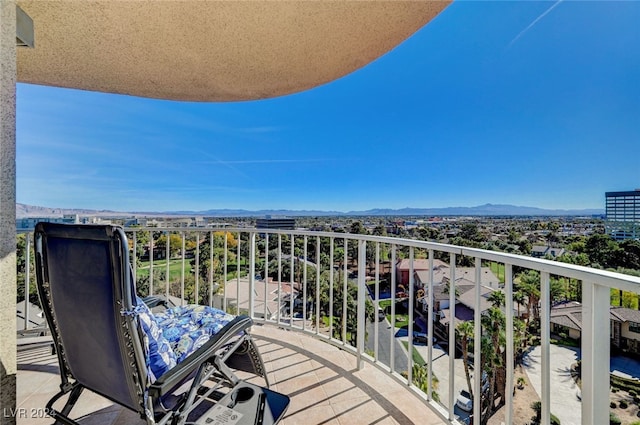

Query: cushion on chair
left=135, top=297, right=178, bottom=382
left=136, top=298, right=237, bottom=380
left=155, top=305, right=236, bottom=362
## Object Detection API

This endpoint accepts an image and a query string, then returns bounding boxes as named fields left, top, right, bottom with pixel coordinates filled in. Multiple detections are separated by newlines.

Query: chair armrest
left=149, top=315, right=253, bottom=398
left=141, top=295, right=173, bottom=309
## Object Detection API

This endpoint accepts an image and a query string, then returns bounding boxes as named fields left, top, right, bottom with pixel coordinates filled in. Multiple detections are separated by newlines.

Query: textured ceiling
left=16, top=1, right=450, bottom=102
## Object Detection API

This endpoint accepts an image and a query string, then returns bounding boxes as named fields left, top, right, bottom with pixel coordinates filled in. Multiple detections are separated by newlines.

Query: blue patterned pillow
left=135, top=296, right=177, bottom=382
left=155, top=305, right=235, bottom=362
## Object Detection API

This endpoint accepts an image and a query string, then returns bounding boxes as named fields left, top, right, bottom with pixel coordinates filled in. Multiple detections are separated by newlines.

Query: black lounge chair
left=34, top=223, right=289, bottom=425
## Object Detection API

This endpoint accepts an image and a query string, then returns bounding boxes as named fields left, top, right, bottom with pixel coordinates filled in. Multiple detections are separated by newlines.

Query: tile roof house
left=438, top=285, right=496, bottom=327
left=413, top=264, right=501, bottom=314
left=550, top=302, right=640, bottom=355
left=531, top=245, right=566, bottom=258
left=396, top=258, right=448, bottom=286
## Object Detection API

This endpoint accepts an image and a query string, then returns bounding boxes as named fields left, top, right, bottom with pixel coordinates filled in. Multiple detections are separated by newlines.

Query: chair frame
left=34, top=223, right=265, bottom=425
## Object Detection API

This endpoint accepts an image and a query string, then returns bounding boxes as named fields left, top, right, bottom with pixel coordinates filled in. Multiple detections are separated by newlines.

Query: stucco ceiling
left=16, top=1, right=450, bottom=102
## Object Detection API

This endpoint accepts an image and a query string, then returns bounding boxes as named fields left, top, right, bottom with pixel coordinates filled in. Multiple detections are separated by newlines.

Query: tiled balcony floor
left=17, top=325, right=446, bottom=425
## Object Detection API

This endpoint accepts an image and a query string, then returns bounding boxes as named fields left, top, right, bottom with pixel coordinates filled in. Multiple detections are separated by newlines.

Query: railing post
left=303, top=235, right=308, bottom=331
left=264, top=233, right=269, bottom=320
left=540, top=271, right=551, bottom=425
left=407, top=247, right=415, bottom=386
left=427, top=249, right=434, bottom=402
left=290, top=234, right=295, bottom=329
left=223, top=231, right=228, bottom=311
left=390, top=245, right=396, bottom=372
left=249, top=232, right=256, bottom=319
left=236, top=232, right=241, bottom=314
left=581, top=281, right=609, bottom=425
left=194, top=233, right=200, bottom=304
left=149, top=232, right=154, bottom=296
left=448, top=252, right=456, bottom=420
left=209, top=230, right=214, bottom=307
left=277, top=234, right=282, bottom=324
left=374, top=242, right=380, bottom=362
left=342, top=239, right=348, bottom=343
left=473, top=257, right=482, bottom=422
left=329, top=237, right=334, bottom=339
left=315, top=236, right=320, bottom=334
left=165, top=231, right=170, bottom=299
left=504, top=263, right=514, bottom=425
left=357, top=239, right=366, bottom=370
left=180, top=232, right=185, bottom=305
left=23, top=235, right=30, bottom=330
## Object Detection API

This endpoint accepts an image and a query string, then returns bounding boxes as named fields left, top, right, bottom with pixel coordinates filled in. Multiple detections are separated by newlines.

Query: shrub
left=630, top=421, right=640, bottom=425
left=611, top=375, right=640, bottom=393
left=611, top=402, right=617, bottom=408
left=530, top=401, right=561, bottom=425
left=610, top=412, right=622, bottom=425
left=620, top=400, right=628, bottom=409
left=631, top=389, right=637, bottom=396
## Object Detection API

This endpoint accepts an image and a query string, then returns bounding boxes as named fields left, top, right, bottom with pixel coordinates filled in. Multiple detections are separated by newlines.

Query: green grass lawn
left=379, top=299, right=392, bottom=310
left=137, top=258, right=193, bottom=281
left=378, top=299, right=409, bottom=328
left=137, top=258, right=247, bottom=283
left=489, top=262, right=505, bottom=283
left=402, top=341, right=426, bottom=366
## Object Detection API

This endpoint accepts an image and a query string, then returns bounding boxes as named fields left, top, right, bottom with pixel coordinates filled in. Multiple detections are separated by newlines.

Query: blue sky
left=17, top=1, right=640, bottom=213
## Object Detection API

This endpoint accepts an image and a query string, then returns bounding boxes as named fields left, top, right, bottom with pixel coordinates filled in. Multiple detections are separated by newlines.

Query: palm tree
left=457, top=320, right=475, bottom=397
left=513, top=318, right=527, bottom=366
left=479, top=289, right=507, bottom=424
left=518, top=270, right=541, bottom=324
left=481, top=307, right=506, bottom=424
left=402, top=364, right=440, bottom=402
left=487, top=290, right=505, bottom=308
left=513, top=290, right=526, bottom=318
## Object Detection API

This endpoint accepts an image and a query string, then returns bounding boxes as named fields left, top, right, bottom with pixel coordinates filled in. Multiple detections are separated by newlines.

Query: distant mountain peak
left=16, top=202, right=604, bottom=218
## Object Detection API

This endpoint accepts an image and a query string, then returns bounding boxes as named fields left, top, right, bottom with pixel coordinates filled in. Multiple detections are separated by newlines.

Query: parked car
left=457, top=375, right=489, bottom=413
left=412, top=332, right=436, bottom=345
left=456, top=390, right=473, bottom=412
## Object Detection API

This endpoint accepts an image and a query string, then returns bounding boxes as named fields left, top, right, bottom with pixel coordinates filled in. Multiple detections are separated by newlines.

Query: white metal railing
left=17, top=226, right=640, bottom=425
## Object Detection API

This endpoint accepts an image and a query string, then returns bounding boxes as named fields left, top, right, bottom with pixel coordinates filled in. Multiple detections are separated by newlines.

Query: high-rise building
left=605, top=189, right=640, bottom=240
left=256, top=216, right=296, bottom=230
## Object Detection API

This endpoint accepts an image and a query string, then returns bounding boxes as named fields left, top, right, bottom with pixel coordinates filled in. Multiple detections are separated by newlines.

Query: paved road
left=425, top=343, right=474, bottom=422
left=524, top=345, right=640, bottom=425
left=390, top=337, right=473, bottom=422
left=365, top=318, right=408, bottom=373
left=523, top=345, right=581, bottom=425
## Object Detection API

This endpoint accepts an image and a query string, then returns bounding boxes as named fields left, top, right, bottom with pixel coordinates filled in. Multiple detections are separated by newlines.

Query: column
left=0, top=2, right=17, bottom=424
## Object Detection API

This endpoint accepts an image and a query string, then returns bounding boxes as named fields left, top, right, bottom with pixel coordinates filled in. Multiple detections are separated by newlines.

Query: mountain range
left=16, top=203, right=604, bottom=218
